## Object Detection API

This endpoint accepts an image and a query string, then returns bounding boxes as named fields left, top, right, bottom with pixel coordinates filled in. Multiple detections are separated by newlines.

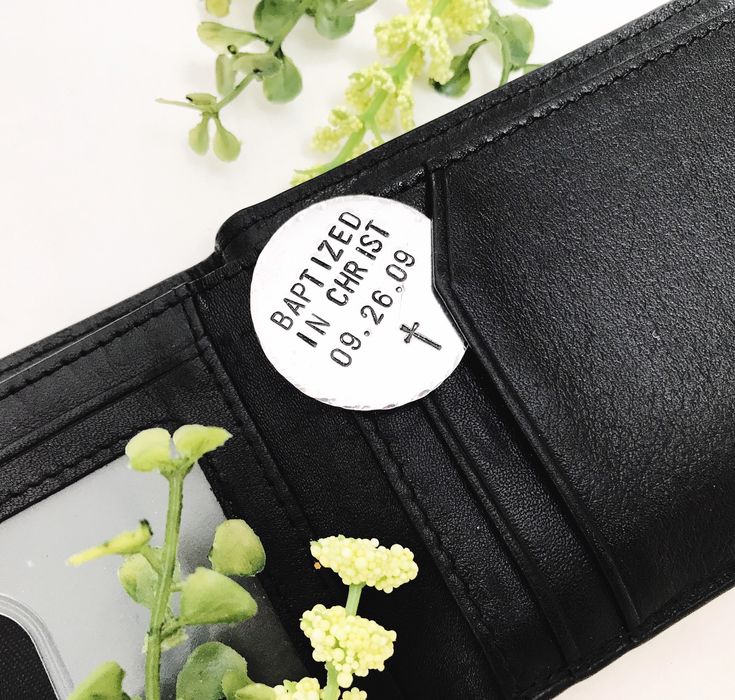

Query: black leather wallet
left=2, top=0, right=735, bottom=697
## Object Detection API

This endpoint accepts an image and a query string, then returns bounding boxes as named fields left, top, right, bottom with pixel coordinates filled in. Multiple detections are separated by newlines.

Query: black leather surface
left=1, top=1, right=734, bottom=697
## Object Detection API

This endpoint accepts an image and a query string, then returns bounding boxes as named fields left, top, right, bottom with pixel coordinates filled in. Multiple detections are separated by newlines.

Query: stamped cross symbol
left=400, top=321, right=442, bottom=350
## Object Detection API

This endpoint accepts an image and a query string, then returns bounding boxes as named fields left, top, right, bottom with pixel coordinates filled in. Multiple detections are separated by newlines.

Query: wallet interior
left=1, top=1, right=734, bottom=697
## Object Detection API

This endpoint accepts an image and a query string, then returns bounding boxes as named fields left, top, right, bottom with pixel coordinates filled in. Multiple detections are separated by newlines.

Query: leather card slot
left=421, top=360, right=627, bottom=667
left=428, top=10, right=735, bottom=635
left=355, top=403, right=560, bottom=699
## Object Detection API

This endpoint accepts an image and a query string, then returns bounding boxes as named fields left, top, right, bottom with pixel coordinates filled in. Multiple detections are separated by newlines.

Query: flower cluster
left=341, top=690, right=367, bottom=700
left=274, top=677, right=322, bottom=699
left=311, top=536, right=418, bottom=593
left=407, top=0, right=490, bottom=39
left=374, top=0, right=490, bottom=83
left=310, top=64, right=415, bottom=157
left=301, top=605, right=396, bottom=688
left=375, top=14, right=452, bottom=84
left=273, top=678, right=368, bottom=699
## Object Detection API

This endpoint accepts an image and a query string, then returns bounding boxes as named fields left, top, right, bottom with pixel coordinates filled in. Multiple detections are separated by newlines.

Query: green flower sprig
left=67, top=427, right=419, bottom=700
left=68, top=425, right=266, bottom=700
left=159, top=0, right=376, bottom=161
left=294, top=0, right=550, bottom=182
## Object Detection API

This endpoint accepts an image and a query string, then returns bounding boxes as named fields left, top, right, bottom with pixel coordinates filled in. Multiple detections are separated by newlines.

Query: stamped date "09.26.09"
left=267, top=210, right=442, bottom=369
left=329, top=248, right=444, bottom=368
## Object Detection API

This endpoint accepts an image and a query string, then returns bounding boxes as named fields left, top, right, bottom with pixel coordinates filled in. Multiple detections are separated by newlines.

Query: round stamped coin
left=250, top=194, right=466, bottom=410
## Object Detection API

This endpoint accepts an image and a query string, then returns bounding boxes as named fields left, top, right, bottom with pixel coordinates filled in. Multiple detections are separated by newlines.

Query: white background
left=1, top=0, right=734, bottom=697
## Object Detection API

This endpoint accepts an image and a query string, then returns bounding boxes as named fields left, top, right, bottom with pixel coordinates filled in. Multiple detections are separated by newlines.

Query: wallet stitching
left=0, top=346, right=201, bottom=468
left=218, top=0, right=705, bottom=250
left=0, top=433, right=134, bottom=515
left=0, top=0, right=711, bottom=406
left=363, top=415, right=518, bottom=696
left=0, top=296, right=190, bottom=401
left=421, top=396, right=582, bottom=666
left=0, top=351, right=203, bottom=511
left=0, top=261, right=252, bottom=403
left=0, top=256, right=223, bottom=380
left=434, top=9, right=734, bottom=171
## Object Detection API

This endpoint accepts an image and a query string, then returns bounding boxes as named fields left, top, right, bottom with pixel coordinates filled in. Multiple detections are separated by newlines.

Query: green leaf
left=254, top=0, right=299, bottom=39
left=262, top=55, right=302, bottom=103
left=68, top=661, right=125, bottom=700
left=125, top=428, right=173, bottom=473
left=206, top=0, right=232, bottom=16
left=314, top=9, right=355, bottom=39
left=209, top=519, right=266, bottom=576
left=198, top=22, right=262, bottom=52
left=118, top=553, right=158, bottom=607
left=432, top=40, right=485, bottom=96
left=231, top=52, right=282, bottom=77
left=173, top=425, right=232, bottom=462
left=497, top=14, right=534, bottom=67
left=235, top=684, right=276, bottom=700
left=189, top=115, right=210, bottom=156
left=177, top=642, right=250, bottom=700
left=67, top=521, right=153, bottom=567
left=213, top=120, right=241, bottom=162
left=186, top=92, right=218, bottom=107
left=510, top=0, right=551, bottom=7
left=180, top=568, right=258, bottom=625
left=216, top=55, right=235, bottom=95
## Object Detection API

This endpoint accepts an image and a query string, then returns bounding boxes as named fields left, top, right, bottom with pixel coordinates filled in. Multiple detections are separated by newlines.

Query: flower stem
left=324, top=664, right=340, bottom=700
left=345, top=583, right=364, bottom=615
left=323, top=584, right=365, bottom=699
left=215, top=72, right=256, bottom=112
left=144, top=472, right=185, bottom=700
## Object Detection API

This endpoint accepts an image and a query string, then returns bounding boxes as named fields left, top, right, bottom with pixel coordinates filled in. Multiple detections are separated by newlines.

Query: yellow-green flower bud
left=300, top=605, right=396, bottom=686
left=186, top=92, right=218, bottom=107
left=235, top=682, right=277, bottom=699
left=273, top=678, right=321, bottom=699
left=198, top=22, right=260, bottom=52
left=311, top=536, right=418, bottom=592
left=341, top=689, right=367, bottom=700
